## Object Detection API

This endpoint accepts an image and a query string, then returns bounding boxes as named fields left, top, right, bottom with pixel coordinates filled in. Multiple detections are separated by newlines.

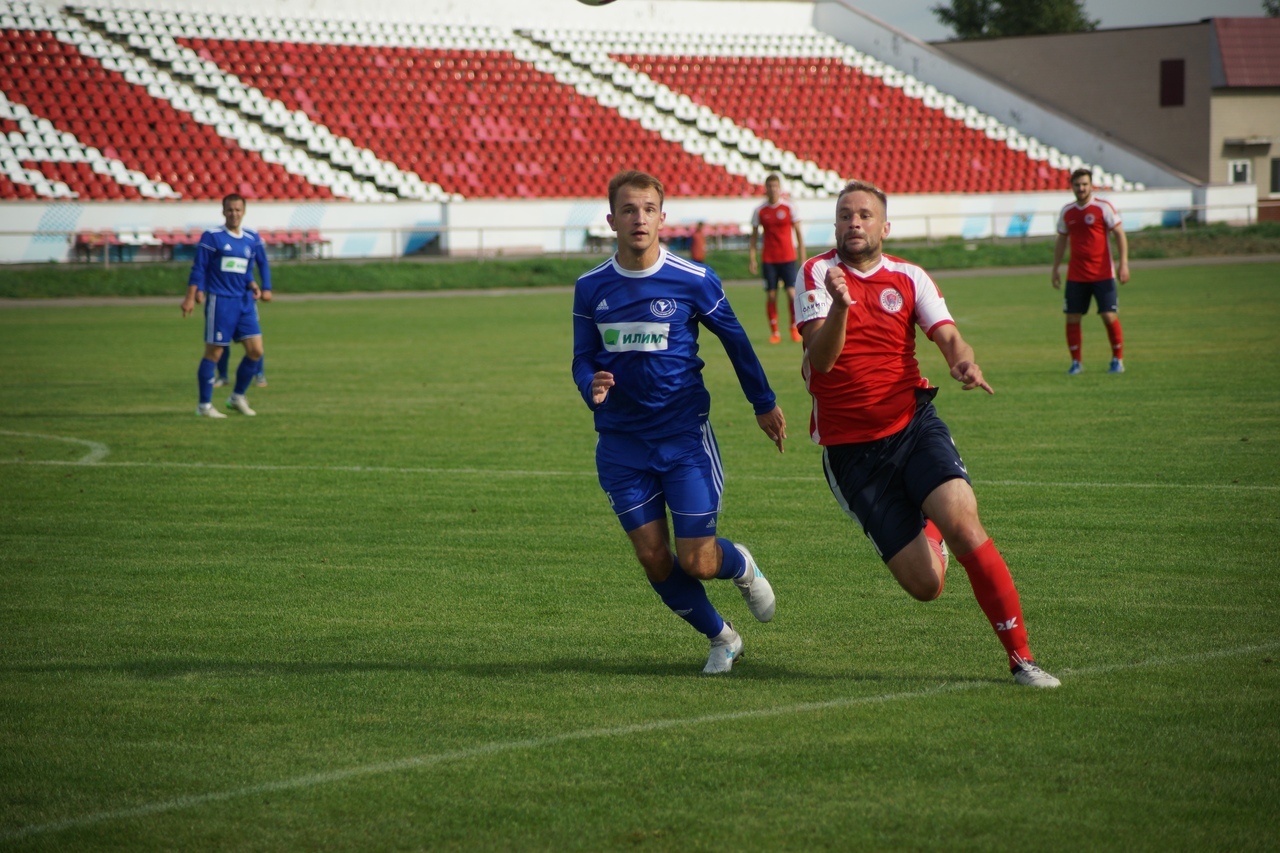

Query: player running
left=181, top=193, right=271, bottom=417
left=748, top=173, right=805, bottom=343
left=795, top=179, right=1060, bottom=687
left=572, top=170, right=787, bottom=674
left=1052, top=168, right=1129, bottom=375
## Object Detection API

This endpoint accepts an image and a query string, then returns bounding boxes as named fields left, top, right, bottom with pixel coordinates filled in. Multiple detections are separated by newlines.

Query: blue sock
left=256, top=355, right=265, bottom=379
left=714, top=538, right=747, bottom=580
left=216, top=347, right=230, bottom=380
left=197, top=358, right=216, bottom=405
left=234, top=357, right=261, bottom=395
left=650, top=559, right=725, bottom=639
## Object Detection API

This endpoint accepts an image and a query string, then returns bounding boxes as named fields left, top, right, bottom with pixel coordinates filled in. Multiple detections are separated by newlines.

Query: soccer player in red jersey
left=1052, top=168, right=1130, bottom=375
left=794, top=179, right=1060, bottom=687
left=749, top=174, right=805, bottom=344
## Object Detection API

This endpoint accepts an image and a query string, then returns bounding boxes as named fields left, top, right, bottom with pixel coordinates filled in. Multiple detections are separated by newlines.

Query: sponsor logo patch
left=600, top=322, right=670, bottom=352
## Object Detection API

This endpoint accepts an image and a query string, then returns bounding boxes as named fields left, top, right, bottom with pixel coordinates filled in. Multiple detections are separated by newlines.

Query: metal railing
left=0, top=199, right=1270, bottom=266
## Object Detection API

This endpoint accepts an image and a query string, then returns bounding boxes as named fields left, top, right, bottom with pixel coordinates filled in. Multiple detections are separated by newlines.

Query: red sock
left=1066, top=323, right=1082, bottom=361
left=787, top=297, right=798, bottom=329
left=766, top=301, right=779, bottom=334
left=1105, top=319, right=1123, bottom=359
left=956, top=539, right=1032, bottom=668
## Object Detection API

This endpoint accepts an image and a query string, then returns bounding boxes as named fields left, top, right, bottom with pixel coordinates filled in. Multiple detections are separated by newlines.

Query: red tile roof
left=1215, top=17, right=1280, bottom=87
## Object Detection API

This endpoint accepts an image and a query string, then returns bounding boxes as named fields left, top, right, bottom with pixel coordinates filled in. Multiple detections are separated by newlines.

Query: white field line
left=3, top=641, right=1277, bottom=842
left=0, top=430, right=110, bottom=464
left=1, top=455, right=1277, bottom=491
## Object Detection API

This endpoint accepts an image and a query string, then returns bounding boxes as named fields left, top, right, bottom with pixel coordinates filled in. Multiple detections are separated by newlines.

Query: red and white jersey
left=1057, top=197, right=1121, bottom=283
left=795, top=250, right=955, bottom=445
left=751, top=201, right=799, bottom=264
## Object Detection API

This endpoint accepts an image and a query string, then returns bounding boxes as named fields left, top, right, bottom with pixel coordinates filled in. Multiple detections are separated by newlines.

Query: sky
left=852, top=0, right=1271, bottom=42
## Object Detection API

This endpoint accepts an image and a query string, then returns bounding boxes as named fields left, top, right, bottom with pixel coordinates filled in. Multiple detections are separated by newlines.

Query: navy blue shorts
left=821, top=399, right=971, bottom=562
left=1064, top=279, right=1118, bottom=315
left=762, top=261, right=797, bottom=293
left=596, top=421, right=724, bottom=540
left=204, top=291, right=262, bottom=346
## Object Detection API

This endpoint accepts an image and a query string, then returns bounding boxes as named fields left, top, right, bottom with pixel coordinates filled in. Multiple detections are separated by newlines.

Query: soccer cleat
left=703, top=622, right=743, bottom=674
left=254, top=375, right=268, bottom=387
left=212, top=376, right=229, bottom=388
left=924, top=519, right=948, bottom=574
left=789, top=326, right=803, bottom=343
left=732, top=544, right=776, bottom=622
left=768, top=333, right=782, bottom=345
left=196, top=403, right=227, bottom=418
left=226, top=394, right=256, bottom=416
left=1011, top=657, right=1061, bottom=688
left=1109, top=358, right=1124, bottom=374
left=1067, top=360, right=1083, bottom=376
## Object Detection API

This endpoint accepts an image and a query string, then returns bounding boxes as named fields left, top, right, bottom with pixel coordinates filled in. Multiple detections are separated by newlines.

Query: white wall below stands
left=0, top=185, right=1258, bottom=265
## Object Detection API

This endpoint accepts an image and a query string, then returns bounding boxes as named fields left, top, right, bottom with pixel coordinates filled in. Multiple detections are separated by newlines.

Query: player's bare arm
left=590, top=370, right=614, bottom=405
left=747, top=225, right=759, bottom=275
left=932, top=324, right=994, bottom=394
left=755, top=405, right=787, bottom=453
left=801, top=267, right=855, bottom=373
left=181, top=284, right=200, bottom=317
left=1051, top=233, right=1068, bottom=289
left=1114, top=225, right=1130, bottom=284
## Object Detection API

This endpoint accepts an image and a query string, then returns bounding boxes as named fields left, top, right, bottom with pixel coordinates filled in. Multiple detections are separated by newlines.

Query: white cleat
left=196, top=403, right=227, bottom=418
left=702, top=622, right=743, bottom=674
left=212, top=377, right=229, bottom=388
left=732, top=544, right=776, bottom=622
left=226, top=394, right=256, bottom=416
left=1012, top=657, right=1061, bottom=688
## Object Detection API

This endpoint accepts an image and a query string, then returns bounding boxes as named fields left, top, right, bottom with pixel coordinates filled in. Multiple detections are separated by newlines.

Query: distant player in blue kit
left=181, top=193, right=271, bottom=417
left=572, top=170, right=788, bottom=673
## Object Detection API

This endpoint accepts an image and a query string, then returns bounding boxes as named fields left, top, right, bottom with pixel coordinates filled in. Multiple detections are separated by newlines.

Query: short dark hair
left=607, top=171, right=665, bottom=213
left=765, top=173, right=781, bottom=185
left=221, top=193, right=246, bottom=207
left=836, top=179, right=888, bottom=215
left=1070, top=168, right=1092, bottom=183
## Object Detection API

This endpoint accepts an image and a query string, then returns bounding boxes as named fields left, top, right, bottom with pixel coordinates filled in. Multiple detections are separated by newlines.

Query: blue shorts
left=204, top=292, right=262, bottom=346
left=1064, top=279, right=1118, bottom=315
left=821, top=399, right=971, bottom=563
left=596, top=422, right=724, bottom=540
left=762, top=261, right=797, bottom=293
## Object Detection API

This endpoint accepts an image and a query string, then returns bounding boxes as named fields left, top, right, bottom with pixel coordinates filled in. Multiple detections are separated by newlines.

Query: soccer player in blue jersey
left=572, top=170, right=788, bottom=674
left=181, top=193, right=272, bottom=417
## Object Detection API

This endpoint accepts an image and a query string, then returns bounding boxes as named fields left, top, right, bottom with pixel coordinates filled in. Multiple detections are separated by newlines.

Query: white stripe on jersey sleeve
left=885, top=259, right=953, bottom=334
left=665, top=254, right=708, bottom=278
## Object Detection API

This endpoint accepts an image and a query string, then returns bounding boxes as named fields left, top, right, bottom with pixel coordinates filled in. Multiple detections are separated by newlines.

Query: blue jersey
left=188, top=227, right=271, bottom=297
left=572, top=248, right=776, bottom=438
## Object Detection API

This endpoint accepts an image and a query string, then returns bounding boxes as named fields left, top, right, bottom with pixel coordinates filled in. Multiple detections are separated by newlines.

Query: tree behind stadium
left=932, top=0, right=1098, bottom=39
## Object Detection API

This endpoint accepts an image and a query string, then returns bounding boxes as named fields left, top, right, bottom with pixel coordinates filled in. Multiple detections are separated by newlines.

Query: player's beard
left=838, top=231, right=879, bottom=266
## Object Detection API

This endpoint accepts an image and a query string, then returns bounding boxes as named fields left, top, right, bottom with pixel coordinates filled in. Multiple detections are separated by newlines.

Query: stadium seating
left=0, top=2, right=1134, bottom=203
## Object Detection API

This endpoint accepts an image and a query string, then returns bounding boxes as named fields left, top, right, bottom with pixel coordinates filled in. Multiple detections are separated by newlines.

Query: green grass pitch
left=1, top=262, right=1278, bottom=850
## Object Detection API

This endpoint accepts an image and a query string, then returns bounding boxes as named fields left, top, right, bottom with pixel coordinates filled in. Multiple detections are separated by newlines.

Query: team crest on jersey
left=879, top=288, right=904, bottom=314
left=1084, top=213, right=1096, bottom=225
left=650, top=298, right=677, bottom=319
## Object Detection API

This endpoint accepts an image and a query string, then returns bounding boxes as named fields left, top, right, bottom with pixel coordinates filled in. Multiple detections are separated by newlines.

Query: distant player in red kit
left=795, top=179, right=1060, bottom=687
left=1052, top=168, right=1129, bottom=375
left=749, top=174, right=804, bottom=344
